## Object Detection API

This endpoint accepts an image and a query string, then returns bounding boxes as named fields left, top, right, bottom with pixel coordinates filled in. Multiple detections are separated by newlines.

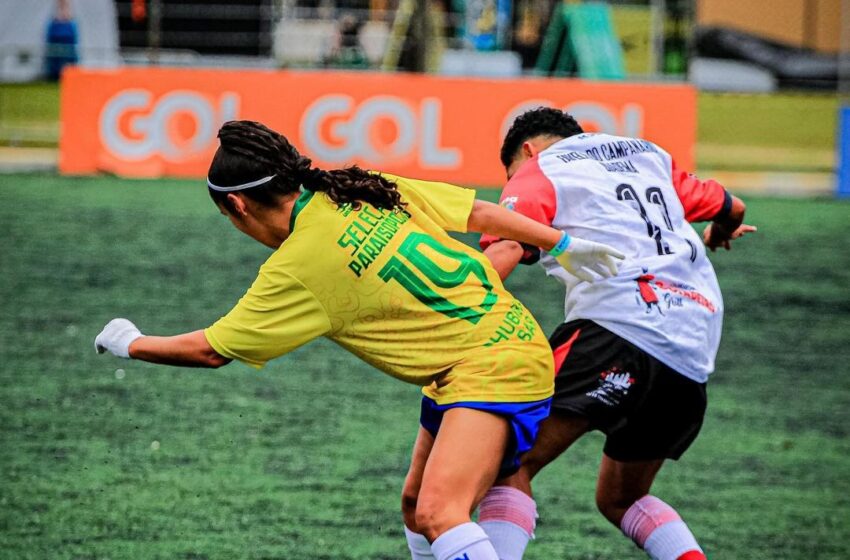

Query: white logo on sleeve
left=501, top=196, right=519, bottom=211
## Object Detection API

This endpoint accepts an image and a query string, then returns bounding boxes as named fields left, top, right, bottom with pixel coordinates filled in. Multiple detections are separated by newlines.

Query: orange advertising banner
left=60, top=67, right=696, bottom=185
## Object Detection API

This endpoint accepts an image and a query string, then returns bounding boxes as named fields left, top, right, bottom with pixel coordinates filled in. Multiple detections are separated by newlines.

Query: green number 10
left=378, top=232, right=497, bottom=324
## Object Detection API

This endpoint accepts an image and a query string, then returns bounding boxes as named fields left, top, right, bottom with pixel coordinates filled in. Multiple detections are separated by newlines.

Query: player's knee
left=412, top=506, right=438, bottom=541
left=413, top=496, right=465, bottom=541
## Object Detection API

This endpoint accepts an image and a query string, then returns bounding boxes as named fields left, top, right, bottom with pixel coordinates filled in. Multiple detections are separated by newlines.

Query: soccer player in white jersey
left=474, top=108, right=755, bottom=560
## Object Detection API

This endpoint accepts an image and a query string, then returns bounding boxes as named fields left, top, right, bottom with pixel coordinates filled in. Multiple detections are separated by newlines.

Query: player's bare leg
left=408, top=407, right=510, bottom=559
left=402, top=427, right=435, bottom=531
left=402, top=427, right=437, bottom=558
left=416, top=407, right=509, bottom=536
left=595, top=454, right=664, bottom=525
left=512, top=412, right=592, bottom=493
left=598, top=454, right=705, bottom=560
left=477, top=412, right=591, bottom=559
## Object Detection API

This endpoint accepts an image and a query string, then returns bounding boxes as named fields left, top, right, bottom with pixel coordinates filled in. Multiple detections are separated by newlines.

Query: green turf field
left=1, top=175, right=849, bottom=559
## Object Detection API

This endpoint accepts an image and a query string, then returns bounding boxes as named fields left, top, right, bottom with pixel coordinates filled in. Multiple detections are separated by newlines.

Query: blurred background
left=1, top=2, right=849, bottom=559
left=0, top=0, right=848, bottom=192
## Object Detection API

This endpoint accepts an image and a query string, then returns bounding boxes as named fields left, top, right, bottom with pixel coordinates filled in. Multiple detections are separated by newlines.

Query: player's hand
left=703, top=223, right=757, bottom=252
left=555, top=238, right=625, bottom=282
left=95, top=318, right=143, bottom=359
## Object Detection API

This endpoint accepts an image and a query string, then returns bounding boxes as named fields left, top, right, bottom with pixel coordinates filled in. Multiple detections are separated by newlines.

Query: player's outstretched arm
left=703, top=195, right=757, bottom=252
left=467, top=199, right=625, bottom=281
left=483, top=240, right=525, bottom=281
left=95, top=318, right=231, bottom=368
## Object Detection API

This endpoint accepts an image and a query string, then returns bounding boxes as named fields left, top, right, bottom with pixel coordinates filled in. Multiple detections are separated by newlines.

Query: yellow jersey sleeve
left=380, top=173, right=475, bottom=233
left=204, top=264, right=331, bottom=369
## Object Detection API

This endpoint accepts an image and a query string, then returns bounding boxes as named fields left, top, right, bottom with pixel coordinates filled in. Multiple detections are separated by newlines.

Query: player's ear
left=226, top=193, right=249, bottom=217
left=521, top=141, right=536, bottom=159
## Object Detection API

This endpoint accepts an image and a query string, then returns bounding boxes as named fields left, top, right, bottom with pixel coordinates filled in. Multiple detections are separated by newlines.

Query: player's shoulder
left=375, top=171, right=405, bottom=187
left=277, top=192, right=340, bottom=263
left=554, top=132, right=664, bottom=153
left=377, top=172, right=422, bottom=202
left=507, top=155, right=556, bottom=192
left=379, top=171, right=466, bottom=196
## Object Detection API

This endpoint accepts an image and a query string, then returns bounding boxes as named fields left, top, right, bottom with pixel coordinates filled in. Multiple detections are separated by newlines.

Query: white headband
left=207, top=175, right=276, bottom=192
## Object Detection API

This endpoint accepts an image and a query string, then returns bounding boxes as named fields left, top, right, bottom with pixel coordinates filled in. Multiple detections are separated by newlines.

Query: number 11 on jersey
left=616, top=183, right=674, bottom=256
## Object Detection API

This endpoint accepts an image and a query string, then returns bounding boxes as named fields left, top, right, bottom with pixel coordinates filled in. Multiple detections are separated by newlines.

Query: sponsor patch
left=501, top=196, right=518, bottom=211
left=586, top=367, right=635, bottom=406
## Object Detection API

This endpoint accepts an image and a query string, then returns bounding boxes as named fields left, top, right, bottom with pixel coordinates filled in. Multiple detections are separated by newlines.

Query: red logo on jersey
left=634, top=274, right=716, bottom=313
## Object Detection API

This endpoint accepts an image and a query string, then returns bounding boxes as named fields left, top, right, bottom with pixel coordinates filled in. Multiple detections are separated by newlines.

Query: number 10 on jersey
left=379, top=232, right=497, bottom=324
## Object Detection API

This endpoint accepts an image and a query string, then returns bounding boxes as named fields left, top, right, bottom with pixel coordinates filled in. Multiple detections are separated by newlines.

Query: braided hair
left=500, top=107, right=584, bottom=168
left=207, top=120, right=404, bottom=212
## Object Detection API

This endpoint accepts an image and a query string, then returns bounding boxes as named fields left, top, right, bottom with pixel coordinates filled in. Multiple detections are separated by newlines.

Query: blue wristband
left=548, top=231, right=572, bottom=257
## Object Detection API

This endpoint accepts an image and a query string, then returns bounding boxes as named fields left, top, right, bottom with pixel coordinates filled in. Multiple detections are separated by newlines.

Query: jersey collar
left=288, top=189, right=315, bottom=233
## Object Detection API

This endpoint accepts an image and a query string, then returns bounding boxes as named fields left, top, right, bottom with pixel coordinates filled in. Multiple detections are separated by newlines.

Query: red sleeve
left=479, top=156, right=557, bottom=257
left=671, top=160, right=729, bottom=223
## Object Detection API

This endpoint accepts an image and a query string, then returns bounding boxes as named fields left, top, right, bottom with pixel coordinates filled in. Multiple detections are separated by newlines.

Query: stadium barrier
left=59, top=67, right=696, bottom=185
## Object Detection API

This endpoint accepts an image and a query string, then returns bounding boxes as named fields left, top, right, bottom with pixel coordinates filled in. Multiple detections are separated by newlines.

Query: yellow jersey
left=204, top=174, right=554, bottom=404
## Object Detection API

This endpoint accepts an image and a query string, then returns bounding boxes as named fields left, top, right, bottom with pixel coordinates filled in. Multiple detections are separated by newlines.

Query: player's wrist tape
left=712, top=190, right=734, bottom=222
left=548, top=232, right=572, bottom=257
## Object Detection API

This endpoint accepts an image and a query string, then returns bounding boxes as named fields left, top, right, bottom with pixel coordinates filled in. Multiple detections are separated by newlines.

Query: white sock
left=430, top=522, right=499, bottom=560
left=644, top=521, right=702, bottom=560
left=478, top=521, right=531, bottom=560
left=405, top=526, right=437, bottom=560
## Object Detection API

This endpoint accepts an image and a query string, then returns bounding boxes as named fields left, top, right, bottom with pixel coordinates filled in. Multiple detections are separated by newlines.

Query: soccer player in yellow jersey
left=94, top=120, right=623, bottom=560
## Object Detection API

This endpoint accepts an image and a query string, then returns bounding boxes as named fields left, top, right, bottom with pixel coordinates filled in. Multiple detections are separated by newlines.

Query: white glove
left=95, top=318, right=143, bottom=359
left=553, top=235, right=625, bottom=283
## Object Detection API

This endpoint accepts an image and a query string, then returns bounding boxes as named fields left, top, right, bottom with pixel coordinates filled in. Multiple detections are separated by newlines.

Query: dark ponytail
left=307, top=166, right=404, bottom=211
left=207, top=120, right=404, bottom=212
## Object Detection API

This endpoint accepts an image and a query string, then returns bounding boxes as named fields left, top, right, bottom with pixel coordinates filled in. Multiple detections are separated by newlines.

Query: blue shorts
left=419, top=396, right=552, bottom=478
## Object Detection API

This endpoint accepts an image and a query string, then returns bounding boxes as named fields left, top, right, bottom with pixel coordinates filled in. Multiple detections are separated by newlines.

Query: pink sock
left=620, top=495, right=704, bottom=560
left=479, top=486, right=536, bottom=535
left=478, top=486, right=537, bottom=560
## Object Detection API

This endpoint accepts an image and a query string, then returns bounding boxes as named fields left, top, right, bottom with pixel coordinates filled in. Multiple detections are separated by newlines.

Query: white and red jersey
left=481, top=133, right=731, bottom=383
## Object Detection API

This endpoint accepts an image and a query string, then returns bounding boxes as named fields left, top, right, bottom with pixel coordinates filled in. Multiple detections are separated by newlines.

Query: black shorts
left=549, top=319, right=707, bottom=461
